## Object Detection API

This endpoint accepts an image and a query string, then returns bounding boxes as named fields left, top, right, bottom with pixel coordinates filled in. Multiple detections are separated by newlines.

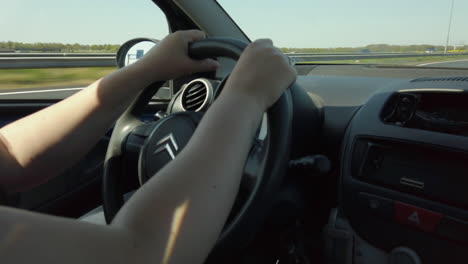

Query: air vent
left=181, top=79, right=212, bottom=112
left=411, top=76, right=468, bottom=82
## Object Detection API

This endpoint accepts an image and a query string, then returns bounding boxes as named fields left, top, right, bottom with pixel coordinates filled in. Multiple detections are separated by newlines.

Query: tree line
left=0, top=41, right=120, bottom=53
left=1, top=41, right=466, bottom=53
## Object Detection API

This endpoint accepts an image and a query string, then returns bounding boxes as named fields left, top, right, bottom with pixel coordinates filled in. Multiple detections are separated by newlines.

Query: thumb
left=191, top=58, right=220, bottom=73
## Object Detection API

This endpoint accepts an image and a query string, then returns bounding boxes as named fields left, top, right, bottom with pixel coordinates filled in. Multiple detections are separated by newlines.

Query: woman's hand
left=137, top=30, right=220, bottom=82
left=222, top=39, right=297, bottom=112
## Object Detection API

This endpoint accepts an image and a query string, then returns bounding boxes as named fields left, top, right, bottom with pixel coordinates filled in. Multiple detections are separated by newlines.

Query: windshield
left=218, top=0, right=468, bottom=68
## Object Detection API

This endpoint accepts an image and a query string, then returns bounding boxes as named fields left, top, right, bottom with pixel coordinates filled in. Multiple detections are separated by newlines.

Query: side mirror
left=116, top=38, right=159, bottom=68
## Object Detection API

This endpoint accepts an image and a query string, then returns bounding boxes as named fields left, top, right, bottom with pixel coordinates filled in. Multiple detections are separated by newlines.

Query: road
left=418, top=59, right=468, bottom=68
left=0, top=86, right=171, bottom=100
left=0, top=86, right=85, bottom=100
left=0, top=56, right=115, bottom=69
left=2, top=52, right=467, bottom=68
left=0, top=52, right=115, bottom=69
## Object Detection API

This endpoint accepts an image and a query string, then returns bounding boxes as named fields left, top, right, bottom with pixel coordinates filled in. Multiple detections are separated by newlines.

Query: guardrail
left=0, top=53, right=116, bottom=69
left=289, top=52, right=468, bottom=62
left=0, top=53, right=115, bottom=58
left=1, top=52, right=466, bottom=69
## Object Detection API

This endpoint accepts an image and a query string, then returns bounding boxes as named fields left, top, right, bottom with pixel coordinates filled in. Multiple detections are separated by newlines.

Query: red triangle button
left=394, top=202, right=443, bottom=233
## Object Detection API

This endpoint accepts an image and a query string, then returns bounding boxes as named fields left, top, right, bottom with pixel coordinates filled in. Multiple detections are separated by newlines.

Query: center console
left=340, top=80, right=468, bottom=263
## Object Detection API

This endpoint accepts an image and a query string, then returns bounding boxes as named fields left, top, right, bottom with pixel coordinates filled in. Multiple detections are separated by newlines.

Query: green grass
left=0, top=67, right=117, bottom=90
left=297, top=55, right=468, bottom=66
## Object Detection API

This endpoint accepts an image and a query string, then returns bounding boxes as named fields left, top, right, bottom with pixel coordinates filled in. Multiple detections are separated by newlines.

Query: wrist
left=218, top=90, right=265, bottom=122
left=223, top=79, right=268, bottom=109
left=127, top=57, right=166, bottom=85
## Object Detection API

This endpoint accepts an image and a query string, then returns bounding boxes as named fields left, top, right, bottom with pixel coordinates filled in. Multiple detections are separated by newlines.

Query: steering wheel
left=102, top=37, right=294, bottom=259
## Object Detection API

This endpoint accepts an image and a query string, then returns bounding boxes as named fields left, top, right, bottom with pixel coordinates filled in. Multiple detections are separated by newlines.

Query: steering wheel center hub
left=139, top=113, right=201, bottom=184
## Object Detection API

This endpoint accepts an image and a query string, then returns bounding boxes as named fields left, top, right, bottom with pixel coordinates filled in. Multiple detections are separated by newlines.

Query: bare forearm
left=0, top=30, right=219, bottom=193
left=0, top=61, right=154, bottom=192
left=113, top=92, right=263, bottom=264
left=0, top=206, right=138, bottom=264
left=0, top=35, right=295, bottom=264
left=0, top=90, right=264, bottom=264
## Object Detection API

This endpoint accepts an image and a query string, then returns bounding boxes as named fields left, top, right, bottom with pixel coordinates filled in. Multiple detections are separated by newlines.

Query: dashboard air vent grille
left=181, top=81, right=209, bottom=111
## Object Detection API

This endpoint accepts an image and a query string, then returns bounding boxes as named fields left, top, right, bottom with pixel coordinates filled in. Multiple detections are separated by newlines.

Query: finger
left=271, top=47, right=292, bottom=65
left=191, top=58, right=220, bottom=72
left=182, top=30, right=207, bottom=42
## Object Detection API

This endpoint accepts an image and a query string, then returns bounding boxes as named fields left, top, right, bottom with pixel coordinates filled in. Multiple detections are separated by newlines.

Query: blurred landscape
left=0, top=67, right=117, bottom=90
left=2, top=41, right=467, bottom=54
left=1, top=41, right=467, bottom=91
left=0, top=41, right=120, bottom=53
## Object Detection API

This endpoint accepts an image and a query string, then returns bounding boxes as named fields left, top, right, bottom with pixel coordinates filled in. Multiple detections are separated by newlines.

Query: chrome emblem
left=153, top=133, right=179, bottom=160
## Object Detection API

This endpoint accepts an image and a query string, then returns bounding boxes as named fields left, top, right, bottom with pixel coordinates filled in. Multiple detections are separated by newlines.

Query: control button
left=388, top=247, right=421, bottom=264
left=154, top=111, right=168, bottom=121
left=436, top=216, right=468, bottom=243
left=394, top=202, right=442, bottom=232
left=358, top=193, right=393, bottom=220
left=359, top=143, right=385, bottom=178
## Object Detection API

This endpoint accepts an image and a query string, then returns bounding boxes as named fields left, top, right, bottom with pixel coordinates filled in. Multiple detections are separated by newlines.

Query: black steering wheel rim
left=102, top=37, right=294, bottom=259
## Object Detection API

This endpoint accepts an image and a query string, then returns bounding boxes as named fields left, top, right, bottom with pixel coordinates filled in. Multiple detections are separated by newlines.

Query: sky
left=1, top=0, right=467, bottom=48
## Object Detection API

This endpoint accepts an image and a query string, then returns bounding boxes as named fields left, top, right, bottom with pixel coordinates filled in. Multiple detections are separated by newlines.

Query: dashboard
left=330, top=75, right=468, bottom=263
left=162, top=65, right=468, bottom=264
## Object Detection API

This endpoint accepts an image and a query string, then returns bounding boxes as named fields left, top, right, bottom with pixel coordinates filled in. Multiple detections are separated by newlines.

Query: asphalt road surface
left=418, top=59, right=468, bottom=68
left=3, top=52, right=467, bottom=68
left=0, top=86, right=170, bottom=100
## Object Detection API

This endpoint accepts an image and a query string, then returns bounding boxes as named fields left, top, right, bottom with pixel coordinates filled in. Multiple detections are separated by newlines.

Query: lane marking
left=0, top=87, right=84, bottom=96
left=417, top=59, right=468, bottom=66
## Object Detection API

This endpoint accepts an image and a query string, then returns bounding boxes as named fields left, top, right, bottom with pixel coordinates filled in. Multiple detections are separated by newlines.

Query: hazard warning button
left=394, top=202, right=443, bottom=233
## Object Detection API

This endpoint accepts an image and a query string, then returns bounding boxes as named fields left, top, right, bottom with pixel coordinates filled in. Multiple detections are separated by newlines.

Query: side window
left=0, top=0, right=168, bottom=98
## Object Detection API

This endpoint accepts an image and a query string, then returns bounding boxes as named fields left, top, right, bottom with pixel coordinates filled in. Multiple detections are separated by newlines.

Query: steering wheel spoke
left=121, top=122, right=158, bottom=184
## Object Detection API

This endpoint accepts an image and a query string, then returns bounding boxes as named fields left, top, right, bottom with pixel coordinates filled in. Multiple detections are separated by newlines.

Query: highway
left=0, top=86, right=85, bottom=100
left=418, top=59, right=468, bottom=68
left=0, top=59, right=466, bottom=100
left=288, top=52, right=467, bottom=62
left=0, top=56, right=115, bottom=69
left=0, top=53, right=115, bottom=57
left=0, top=86, right=171, bottom=100
left=2, top=52, right=467, bottom=69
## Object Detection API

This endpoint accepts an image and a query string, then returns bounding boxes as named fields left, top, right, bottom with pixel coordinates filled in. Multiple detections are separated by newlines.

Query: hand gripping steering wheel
left=103, top=37, right=294, bottom=260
